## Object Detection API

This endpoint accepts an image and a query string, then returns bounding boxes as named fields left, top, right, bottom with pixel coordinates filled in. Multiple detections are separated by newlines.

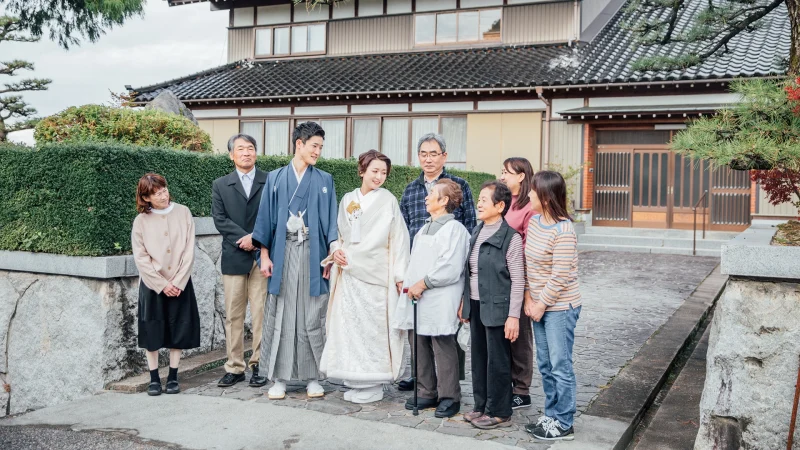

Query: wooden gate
left=593, top=147, right=751, bottom=231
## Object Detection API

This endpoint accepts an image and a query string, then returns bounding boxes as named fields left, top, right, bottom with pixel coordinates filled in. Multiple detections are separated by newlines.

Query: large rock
left=695, top=279, right=800, bottom=450
left=145, top=90, right=197, bottom=125
left=6, top=276, right=111, bottom=414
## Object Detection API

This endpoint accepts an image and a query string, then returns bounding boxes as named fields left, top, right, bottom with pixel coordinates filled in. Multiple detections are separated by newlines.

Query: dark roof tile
left=557, top=0, right=790, bottom=85
left=132, top=45, right=574, bottom=102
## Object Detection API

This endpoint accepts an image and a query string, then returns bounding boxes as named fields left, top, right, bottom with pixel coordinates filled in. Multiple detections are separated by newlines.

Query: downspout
left=537, top=87, right=552, bottom=169
left=573, top=0, right=581, bottom=43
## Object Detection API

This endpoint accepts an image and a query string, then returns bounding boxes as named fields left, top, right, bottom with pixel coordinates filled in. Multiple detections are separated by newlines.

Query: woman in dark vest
left=459, top=180, right=526, bottom=429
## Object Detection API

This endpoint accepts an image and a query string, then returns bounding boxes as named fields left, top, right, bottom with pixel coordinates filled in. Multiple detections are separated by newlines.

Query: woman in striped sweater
left=523, top=170, right=582, bottom=442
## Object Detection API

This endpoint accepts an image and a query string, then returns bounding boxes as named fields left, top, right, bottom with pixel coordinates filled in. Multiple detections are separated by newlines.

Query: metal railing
left=692, top=190, right=709, bottom=256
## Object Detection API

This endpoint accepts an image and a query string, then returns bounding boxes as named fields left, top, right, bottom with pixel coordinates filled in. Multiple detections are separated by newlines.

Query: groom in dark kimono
left=252, top=121, right=338, bottom=400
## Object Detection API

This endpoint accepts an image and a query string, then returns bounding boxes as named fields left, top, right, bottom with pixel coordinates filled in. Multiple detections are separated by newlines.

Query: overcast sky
left=5, top=1, right=229, bottom=144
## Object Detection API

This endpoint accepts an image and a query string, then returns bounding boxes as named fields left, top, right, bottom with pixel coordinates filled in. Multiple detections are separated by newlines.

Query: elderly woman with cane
left=394, top=179, right=470, bottom=418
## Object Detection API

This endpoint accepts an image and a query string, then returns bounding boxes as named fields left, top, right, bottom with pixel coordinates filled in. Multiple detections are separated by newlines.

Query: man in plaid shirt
left=400, top=133, right=477, bottom=247
left=397, top=132, right=477, bottom=394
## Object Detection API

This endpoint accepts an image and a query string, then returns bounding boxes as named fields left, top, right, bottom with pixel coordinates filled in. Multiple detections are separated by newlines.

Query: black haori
left=138, top=279, right=201, bottom=351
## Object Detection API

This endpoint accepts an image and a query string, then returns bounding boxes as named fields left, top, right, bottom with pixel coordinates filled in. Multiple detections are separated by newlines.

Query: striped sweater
left=525, top=215, right=581, bottom=312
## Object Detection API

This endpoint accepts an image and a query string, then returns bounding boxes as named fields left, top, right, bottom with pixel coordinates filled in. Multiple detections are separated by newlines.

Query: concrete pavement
left=1, top=392, right=516, bottom=450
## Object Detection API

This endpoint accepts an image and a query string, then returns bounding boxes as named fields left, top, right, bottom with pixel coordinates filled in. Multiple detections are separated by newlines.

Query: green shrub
left=34, top=105, right=213, bottom=153
left=0, top=143, right=494, bottom=256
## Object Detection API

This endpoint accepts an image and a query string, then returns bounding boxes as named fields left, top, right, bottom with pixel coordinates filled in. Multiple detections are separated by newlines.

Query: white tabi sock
left=268, top=380, right=286, bottom=399
left=306, top=379, right=325, bottom=397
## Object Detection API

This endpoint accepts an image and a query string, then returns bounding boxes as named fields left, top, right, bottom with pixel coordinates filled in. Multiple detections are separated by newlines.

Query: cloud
left=5, top=1, right=228, bottom=142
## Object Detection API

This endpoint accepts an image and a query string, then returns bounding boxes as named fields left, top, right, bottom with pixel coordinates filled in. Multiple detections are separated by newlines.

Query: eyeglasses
left=419, top=152, right=443, bottom=160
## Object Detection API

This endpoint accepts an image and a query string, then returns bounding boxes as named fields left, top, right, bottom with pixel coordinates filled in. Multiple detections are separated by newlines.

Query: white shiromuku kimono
left=320, top=188, right=410, bottom=386
left=394, top=219, right=470, bottom=336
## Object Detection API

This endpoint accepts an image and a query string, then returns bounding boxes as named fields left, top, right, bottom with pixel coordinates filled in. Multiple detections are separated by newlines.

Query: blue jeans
left=532, top=304, right=581, bottom=429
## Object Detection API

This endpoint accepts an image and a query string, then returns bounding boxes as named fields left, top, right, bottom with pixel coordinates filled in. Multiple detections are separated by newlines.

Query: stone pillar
left=696, top=222, right=800, bottom=449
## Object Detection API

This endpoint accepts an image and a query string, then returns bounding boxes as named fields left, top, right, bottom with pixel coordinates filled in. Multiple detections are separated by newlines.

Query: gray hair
left=416, top=133, right=447, bottom=154
left=227, top=133, right=258, bottom=153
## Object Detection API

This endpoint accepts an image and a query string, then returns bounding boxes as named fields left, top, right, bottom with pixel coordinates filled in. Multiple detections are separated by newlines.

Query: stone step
left=577, top=243, right=721, bottom=257
left=106, top=341, right=252, bottom=393
left=578, top=233, right=729, bottom=250
left=584, top=226, right=739, bottom=241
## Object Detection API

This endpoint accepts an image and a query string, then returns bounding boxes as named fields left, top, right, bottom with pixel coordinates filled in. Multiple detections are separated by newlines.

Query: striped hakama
left=260, top=232, right=328, bottom=381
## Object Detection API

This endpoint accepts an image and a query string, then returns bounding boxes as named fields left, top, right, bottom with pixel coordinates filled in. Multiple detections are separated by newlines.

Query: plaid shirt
left=400, top=169, right=477, bottom=248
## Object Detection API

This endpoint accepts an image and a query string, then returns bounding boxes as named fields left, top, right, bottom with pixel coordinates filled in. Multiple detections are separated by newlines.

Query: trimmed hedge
left=0, top=143, right=494, bottom=256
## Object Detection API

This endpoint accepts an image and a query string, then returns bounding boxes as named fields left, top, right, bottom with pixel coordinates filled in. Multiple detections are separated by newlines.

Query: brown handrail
left=692, top=190, right=709, bottom=256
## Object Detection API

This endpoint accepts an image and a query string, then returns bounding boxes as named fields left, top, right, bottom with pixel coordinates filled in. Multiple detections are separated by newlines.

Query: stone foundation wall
left=0, top=235, right=257, bottom=416
left=697, top=223, right=800, bottom=449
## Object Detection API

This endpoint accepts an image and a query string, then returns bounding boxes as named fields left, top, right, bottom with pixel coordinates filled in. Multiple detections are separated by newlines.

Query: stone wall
left=0, top=235, right=257, bottom=416
left=696, top=222, right=800, bottom=449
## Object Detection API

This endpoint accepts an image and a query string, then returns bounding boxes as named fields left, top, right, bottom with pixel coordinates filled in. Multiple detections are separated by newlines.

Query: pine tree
left=0, top=17, right=50, bottom=142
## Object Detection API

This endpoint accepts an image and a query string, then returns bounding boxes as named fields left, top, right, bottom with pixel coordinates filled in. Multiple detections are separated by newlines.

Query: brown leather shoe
left=463, top=410, right=485, bottom=422
left=472, top=415, right=512, bottom=429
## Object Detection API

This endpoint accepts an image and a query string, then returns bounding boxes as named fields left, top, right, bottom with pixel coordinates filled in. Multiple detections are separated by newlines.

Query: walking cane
left=404, top=288, right=419, bottom=416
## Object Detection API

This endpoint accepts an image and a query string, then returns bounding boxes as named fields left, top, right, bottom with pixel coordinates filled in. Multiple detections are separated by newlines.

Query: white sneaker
left=307, top=380, right=325, bottom=398
left=343, top=389, right=359, bottom=402
left=268, top=380, right=286, bottom=400
left=350, top=385, right=383, bottom=404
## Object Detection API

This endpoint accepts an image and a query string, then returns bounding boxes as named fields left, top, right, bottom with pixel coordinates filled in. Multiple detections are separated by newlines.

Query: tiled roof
left=132, top=45, right=574, bottom=102
left=557, top=0, right=790, bottom=85
left=134, top=1, right=791, bottom=102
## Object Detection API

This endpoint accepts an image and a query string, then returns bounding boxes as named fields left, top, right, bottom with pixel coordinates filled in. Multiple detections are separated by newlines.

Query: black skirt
left=138, top=279, right=201, bottom=351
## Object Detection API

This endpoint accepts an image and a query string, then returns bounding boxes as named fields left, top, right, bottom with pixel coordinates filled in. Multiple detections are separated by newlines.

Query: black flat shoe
left=397, top=378, right=414, bottom=391
left=165, top=380, right=180, bottom=394
left=404, top=396, right=438, bottom=410
left=218, top=372, right=246, bottom=387
left=434, top=399, right=461, bottom=418
left=147, top=382, right=162, bottom=396
left=249, top=364, right=267, bottom=387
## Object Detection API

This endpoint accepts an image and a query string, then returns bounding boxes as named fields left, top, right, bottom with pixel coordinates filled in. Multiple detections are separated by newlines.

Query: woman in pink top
left=499, top=157, right=537, bottom=410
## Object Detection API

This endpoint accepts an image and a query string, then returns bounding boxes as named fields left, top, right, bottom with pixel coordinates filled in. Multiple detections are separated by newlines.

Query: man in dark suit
left=212, top=133, right=268, bottom=388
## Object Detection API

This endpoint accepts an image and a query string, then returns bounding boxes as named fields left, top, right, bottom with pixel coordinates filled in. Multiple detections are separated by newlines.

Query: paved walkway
left=175, top=251, right=720, bottom=449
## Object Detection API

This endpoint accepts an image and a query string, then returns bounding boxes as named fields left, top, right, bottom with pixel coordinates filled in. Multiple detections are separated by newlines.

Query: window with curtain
left=353, top=119, right=380, bottom=157
left=415, top=8, right=502, bottom=46
left=441, top=117, right=467, bottom=170
left=415, top=15, right=436, bottom=44
left=265, top=121, right=289, bottom=156
left=255, top=29, right=272, bottom=56
left=274, top=27, right=290, bottom=55
left=291, top=26, right=307, bottom=54
left=240, top=121, right=265, bottom=155
left=321, top=119, right=346, bottom=159
left=381, top=118, right=410, bottom=166
left=411, top=117, right=439, bottom=167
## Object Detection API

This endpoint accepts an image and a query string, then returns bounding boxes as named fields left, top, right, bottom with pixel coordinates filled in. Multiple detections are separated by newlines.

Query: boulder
left=695, top=279, right=800, bottom=449
left=145, top=90, right=197, bottom=125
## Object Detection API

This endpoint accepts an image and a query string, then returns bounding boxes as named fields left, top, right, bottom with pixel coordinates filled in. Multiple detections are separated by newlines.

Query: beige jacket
left=131, top=203, right=195, bottom=294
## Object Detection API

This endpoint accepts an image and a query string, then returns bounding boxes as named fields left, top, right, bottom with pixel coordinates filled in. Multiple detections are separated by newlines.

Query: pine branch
left=0, top=16, right=37, bottom=43
left=0, top=78, right=51, bottom=94
left=697, top=0, right=784, bottom=60
left=6, top=117, right=40, bottom=132
left=0, top=95, right=37, bottom=120
left=0, top=60, right=35, bottom=76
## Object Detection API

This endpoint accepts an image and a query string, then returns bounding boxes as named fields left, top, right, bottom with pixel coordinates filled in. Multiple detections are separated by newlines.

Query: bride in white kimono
left=320, top=150, right=410, bottom=404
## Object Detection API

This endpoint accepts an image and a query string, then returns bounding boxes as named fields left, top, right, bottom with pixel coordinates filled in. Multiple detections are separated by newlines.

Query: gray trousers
left=410, top=330, right=461, bottom=401
left=260, top=233, right=328, bottom=381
